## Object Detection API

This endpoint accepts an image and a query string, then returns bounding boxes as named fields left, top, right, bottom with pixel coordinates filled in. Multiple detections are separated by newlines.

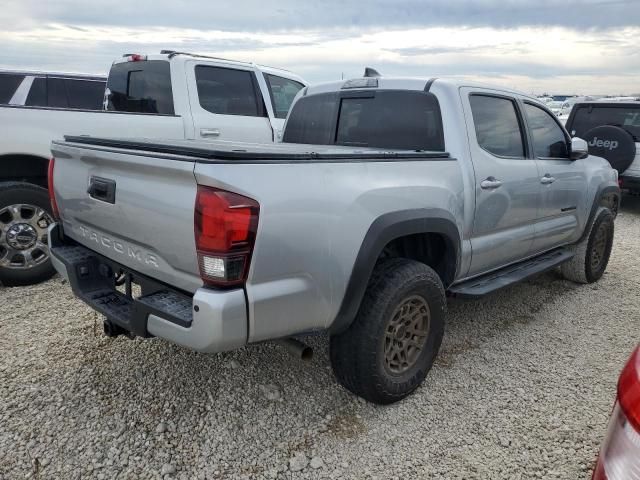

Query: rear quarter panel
left=195, top=158, right=464, bottom=342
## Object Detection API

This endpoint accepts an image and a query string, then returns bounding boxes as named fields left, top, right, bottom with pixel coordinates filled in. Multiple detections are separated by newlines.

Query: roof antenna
left=364, top=67, right=381, bottom=78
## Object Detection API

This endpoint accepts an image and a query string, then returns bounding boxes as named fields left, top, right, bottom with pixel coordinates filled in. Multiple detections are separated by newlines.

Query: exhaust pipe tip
left=299, top=344, right=313, bottom=362
left=274, top=338, right=313, bottom=362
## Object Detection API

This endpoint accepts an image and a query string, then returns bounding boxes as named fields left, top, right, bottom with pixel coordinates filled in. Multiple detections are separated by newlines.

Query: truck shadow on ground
left=54, top=262, right=587, bottom=463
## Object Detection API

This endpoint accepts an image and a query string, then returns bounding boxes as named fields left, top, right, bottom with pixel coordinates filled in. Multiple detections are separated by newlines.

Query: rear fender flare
left=330, top=209, right=460, bottom=334
left=580, top=184, right=620, bottom=242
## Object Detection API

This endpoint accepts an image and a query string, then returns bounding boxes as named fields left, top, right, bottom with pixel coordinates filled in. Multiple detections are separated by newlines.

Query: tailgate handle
left=88, top=177, right=116, bottom=204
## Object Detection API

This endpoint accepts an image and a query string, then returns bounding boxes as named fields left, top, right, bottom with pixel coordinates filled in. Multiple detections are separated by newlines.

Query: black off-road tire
left=560, top=207, right=614, bottom=284
left=330, top=258, right=446, bottom=404
left=0, top=182, right=56, bottom=286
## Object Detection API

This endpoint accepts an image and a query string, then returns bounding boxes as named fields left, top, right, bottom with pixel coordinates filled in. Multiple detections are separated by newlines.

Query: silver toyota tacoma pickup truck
left=47, top=76, right=620, bottom=404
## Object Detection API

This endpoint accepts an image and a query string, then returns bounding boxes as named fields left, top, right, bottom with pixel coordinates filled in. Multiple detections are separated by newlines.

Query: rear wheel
left=0, top=182, right=56, bottom=286
left=561, top=207, right=614, bottom=284
left=330, top=258, right=446, bottom=404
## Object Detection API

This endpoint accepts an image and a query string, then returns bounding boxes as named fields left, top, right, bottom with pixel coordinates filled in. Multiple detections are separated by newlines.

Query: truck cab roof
left=0, top=69, right=106, bottom=81
left=111, top=51, right=305, bottom=85
left=302, top=76, right=539, bottom=102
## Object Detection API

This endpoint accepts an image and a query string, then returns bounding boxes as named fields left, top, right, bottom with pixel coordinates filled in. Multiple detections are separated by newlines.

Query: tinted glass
left=106, top=61, right=174, bottom=114
left=66, top=79, right=105, bottom=110
left=264, top=74, right=304, bottom=119
left=524, top=103, right=569, bottom=158
left=570, top=106, right=640, bottom=141
left=195, top=66, right=262, bottom=117
left=282, top=92, right=340, bottom=145
left=469, top=95, right=524, bottom=157
left=336, top=92, right=444, bottom=150
left=0, top=73, right=25, bottom=103
left=284, top=90, right=445, bottom=151
left=47, top=78, right=68, bottom=108
left=25, top=77, right=47, bottom=107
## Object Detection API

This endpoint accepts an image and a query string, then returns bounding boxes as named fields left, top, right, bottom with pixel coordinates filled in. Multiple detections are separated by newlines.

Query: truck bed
left=0, top=105, right=185, bottom=159
left=51, top=135, right=461, bottom=342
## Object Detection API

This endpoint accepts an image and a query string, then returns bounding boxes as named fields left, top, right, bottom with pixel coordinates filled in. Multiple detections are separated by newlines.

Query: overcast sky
left=1, top=0, right=639, bottom=94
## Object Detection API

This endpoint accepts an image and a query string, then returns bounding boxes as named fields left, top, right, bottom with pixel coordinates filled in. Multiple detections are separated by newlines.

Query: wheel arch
left=580, top=184, right=621, bottom=242
left=0, top=154, right=51, bottom=189
left=330, top=208, right=461, bottom=334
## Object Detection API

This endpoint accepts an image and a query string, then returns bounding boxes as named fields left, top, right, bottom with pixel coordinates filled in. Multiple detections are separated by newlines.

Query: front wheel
left=560, top=207, right=614, bottom=284
left=330, top=258, right=446, bottom=404
left=0, top=182, right=56, bottom=286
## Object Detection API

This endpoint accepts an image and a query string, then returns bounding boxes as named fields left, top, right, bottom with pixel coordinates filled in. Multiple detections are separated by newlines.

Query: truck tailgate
left=51, top=140, right=201, bottom=293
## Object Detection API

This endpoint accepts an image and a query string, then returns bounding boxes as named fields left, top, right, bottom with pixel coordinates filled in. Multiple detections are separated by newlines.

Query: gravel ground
left=1, top=197, right=639, bottom=480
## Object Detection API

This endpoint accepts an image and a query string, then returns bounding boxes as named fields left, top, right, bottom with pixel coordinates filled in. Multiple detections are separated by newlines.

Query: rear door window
left=25, top=77, right=47, bottom=107
left=106, top=61, right=174, bottom=114
left=570, top=106, right=640, bottom=141
left=66, top=79, right=105, bottom=110
left=469, top=95, right=525, bottom=158
left=0, top=73, right=25, bottom=103
left=524, top=103, right=569, bottom=158
left=195, top=66, right=265, bottom=117
left=47, top=78, right=69, bottom=108
left=284, top=90, right=445, bottom=151
left=264, top=74, right=305, bottom=119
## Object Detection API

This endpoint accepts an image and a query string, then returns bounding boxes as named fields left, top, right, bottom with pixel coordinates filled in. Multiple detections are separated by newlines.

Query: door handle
left=480, top=177, right=502, bottom=189
left=200, top=128, right=220, bottom=138
left=540, top=174, right=556, bottom=185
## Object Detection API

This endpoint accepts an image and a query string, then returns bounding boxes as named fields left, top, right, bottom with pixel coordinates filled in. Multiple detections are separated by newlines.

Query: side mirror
left=570, top=137, right=589, bottom=160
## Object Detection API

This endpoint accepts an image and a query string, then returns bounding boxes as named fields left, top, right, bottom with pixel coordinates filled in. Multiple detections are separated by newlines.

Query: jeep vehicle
left=0, top=52, right=305, bottom=286
left=47, top=76, right=619, bottom=404
left=564, top=101, right=640, bottom=195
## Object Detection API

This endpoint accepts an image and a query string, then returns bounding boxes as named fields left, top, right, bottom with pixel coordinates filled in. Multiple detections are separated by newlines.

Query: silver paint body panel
left=49, top=77, right=618, bottom=351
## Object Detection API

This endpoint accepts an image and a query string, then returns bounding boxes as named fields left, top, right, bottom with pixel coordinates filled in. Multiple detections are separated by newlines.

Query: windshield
left=264, top=74, right=305, bottom=119
left=569, top=105, right=640, bottom=141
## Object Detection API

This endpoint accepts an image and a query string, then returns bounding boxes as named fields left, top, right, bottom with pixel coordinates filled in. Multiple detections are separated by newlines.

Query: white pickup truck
left=0, top=51, right=306, bottom=286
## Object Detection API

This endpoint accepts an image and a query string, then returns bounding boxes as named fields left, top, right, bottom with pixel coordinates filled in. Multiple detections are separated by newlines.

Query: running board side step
left=448, top=248, right=574, bottom=298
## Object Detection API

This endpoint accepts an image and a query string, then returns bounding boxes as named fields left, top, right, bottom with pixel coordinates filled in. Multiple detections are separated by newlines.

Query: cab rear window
left=106, top=61, right=174, bottom=115
left=283, top=90, right=445, bottom=151
left=570, top=105, right=640, bottom=141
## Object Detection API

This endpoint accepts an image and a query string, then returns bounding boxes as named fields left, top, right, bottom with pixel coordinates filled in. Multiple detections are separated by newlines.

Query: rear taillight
left=592, top=347, right=640, bottom=480
left=619, top=348, right=640, bottom=432
left=194, top=186, right=259, bottom=287
left=47, top=158, right=60, bottom=220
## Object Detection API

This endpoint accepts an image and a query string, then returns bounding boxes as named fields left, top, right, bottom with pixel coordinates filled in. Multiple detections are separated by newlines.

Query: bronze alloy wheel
left=384, top=295, right=431, bottom=375
left=330, top=258, right=446, bottom=404
left=590, top=222, right=609, bottom=271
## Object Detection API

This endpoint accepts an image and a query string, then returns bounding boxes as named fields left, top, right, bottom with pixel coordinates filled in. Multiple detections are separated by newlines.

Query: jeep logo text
left=588, top=137, right=618, bottom=151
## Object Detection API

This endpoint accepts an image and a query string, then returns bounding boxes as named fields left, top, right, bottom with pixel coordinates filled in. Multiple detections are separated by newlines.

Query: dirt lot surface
left=1, top=196, right=639, bottom=479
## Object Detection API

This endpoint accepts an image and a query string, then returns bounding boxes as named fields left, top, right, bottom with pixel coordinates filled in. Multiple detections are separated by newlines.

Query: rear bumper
left=48, top=223, right=247, bottom=353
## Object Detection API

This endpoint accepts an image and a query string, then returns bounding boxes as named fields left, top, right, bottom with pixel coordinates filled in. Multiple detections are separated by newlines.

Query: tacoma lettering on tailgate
left=78, top=225, right=159, bottom=268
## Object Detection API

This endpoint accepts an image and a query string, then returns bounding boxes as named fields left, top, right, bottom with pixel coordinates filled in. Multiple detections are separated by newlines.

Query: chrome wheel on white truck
left=0, top=182, right=55, bottom=286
